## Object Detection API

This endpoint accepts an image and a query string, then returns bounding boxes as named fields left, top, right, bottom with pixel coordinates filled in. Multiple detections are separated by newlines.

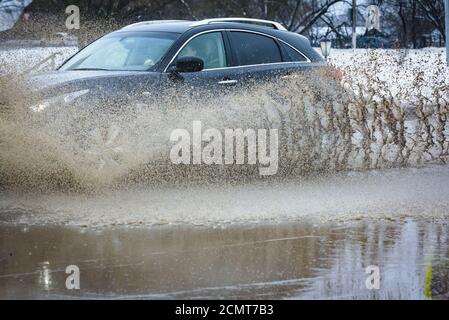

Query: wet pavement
left=1, top=218, right=448, bottom=299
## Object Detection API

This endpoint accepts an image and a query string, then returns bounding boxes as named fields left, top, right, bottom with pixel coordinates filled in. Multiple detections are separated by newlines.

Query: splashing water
left=0, top=51, right=448, bottom=193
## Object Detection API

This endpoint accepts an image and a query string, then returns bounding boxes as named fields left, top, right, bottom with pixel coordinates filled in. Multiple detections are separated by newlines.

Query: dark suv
left=31, top=18, right=325, bottom=104
left=27, top=18, right=327, bottom=172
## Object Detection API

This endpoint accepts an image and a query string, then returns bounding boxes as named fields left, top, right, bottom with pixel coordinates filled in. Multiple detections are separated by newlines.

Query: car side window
left=229, top=31, right=282, bottom=66
left=281, top=43, right=308, bottom=62
left=177, top=32, right=227, bottom=70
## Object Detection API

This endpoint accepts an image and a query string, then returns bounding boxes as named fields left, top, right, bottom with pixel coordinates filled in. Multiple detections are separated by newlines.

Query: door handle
left=218, top=79, right=238, bottom=86
left=281, top=74, right=298, bottom=80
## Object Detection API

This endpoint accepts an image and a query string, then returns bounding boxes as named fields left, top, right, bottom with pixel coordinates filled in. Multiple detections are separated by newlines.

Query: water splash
left=0, top=51, right=448, bottom=192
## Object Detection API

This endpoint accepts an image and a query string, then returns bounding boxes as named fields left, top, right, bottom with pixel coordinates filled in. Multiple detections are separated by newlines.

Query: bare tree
left=21, top=0, right=447, bottom=48
left=267, top=0, right=345, bottom=32
left=378, top=0, right=443, bottom=47
left=416, top=0, right=445, bottom=40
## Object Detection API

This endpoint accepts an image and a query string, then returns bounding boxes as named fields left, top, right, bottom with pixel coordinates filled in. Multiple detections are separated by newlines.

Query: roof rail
left=122, top=20, right=188, bottom=29
left=191, top=18, right=287, bottom=31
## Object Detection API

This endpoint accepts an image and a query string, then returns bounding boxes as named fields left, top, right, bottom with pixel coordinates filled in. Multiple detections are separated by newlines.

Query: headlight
left=30, top=89, right=90, bottom=112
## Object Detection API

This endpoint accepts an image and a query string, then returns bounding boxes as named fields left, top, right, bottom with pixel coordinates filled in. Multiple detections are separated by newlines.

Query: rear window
left=229, top=31, right=282, bottom=66
left=281, top=43, right=308, bottom=62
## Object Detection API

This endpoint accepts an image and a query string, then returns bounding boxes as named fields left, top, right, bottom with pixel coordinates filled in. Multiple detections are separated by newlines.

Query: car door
left=162, top=31, right=240, bottom=96
left=224, top=30, right=312, bottom=86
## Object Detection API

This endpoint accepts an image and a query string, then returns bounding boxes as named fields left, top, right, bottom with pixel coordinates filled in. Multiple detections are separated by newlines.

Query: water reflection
left=299, top=220, right=449, bottom=299
left=37, top=261, right=52, bottom=291
left=0, top=218, right=448, bottom=299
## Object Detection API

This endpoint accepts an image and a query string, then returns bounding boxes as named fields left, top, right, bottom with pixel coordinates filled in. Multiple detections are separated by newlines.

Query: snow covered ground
left=0, top=46, right=78, bottom=74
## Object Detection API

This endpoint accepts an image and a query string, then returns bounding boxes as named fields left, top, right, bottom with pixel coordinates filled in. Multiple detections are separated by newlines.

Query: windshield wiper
left=71, top=68, right=111, bottom=71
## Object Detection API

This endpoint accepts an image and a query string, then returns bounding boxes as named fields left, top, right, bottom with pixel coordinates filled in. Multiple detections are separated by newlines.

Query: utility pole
left=352, top=0, right=357, bottom=49
left=445, top=0, right=449, bottom=65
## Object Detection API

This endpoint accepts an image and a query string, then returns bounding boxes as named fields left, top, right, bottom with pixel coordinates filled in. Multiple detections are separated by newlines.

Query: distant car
left=28, top=18, right=327, bottom=170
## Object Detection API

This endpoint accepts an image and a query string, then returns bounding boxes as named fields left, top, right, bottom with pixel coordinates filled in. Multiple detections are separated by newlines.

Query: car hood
left=29, top=70, right=161, bottom=93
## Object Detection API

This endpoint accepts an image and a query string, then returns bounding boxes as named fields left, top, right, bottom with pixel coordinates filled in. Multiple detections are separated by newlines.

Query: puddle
left=0, top=218, right=448, bottom=300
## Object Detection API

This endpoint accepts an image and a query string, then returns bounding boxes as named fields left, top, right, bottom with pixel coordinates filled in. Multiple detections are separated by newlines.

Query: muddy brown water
left=0, top=218, right=448, bottom=300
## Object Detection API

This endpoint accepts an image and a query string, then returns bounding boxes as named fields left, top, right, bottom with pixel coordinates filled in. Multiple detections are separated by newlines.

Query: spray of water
left=0, top=51, right=448, bottom=193
left=0, top=66, right=449, bottom=189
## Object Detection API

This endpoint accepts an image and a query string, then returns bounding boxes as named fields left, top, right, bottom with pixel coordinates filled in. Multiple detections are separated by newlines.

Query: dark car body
left=31, top=19, right=325, bottom=105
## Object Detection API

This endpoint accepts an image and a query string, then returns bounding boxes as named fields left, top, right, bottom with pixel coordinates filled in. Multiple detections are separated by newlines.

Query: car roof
left=118, top=19, right=289, bottom=35
left=120, top=20, right=195, bottom=33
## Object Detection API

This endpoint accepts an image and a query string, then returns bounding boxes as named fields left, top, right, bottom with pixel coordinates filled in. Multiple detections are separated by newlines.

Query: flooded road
left=1, top=165, right=449, bottom=299
left=0, top=218, right=448, bottom=300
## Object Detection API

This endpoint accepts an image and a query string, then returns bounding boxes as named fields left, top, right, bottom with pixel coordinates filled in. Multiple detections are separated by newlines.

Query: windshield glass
left=60, top=32, right=179, bottom=71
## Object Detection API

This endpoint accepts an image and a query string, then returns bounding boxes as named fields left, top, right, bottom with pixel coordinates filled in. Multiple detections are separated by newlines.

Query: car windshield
left=60, top=32, right=179, bottom=71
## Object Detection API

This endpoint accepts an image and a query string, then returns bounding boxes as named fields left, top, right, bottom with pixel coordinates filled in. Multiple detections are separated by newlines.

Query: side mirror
left=175, top=56, right=204, bottom=73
